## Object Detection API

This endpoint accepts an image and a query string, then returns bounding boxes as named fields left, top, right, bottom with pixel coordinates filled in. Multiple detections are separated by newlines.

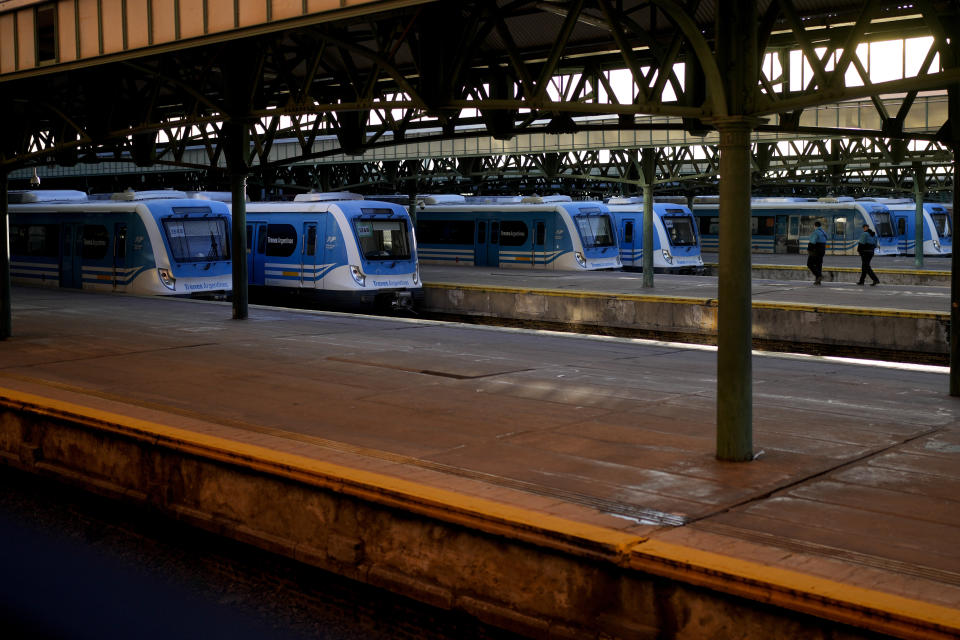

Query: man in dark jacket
left=807, top=220, right=828, bottom=285
left=857, top=223, right=880, bottom=286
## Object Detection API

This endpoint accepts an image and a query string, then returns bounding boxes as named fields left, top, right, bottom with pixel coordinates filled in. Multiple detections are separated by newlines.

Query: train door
left=60, top=223, right=83, bottom=288
left=487, top=220, right=500, bottom=267
left=787, top=215, right=803, bottom=253
left=247, top=222, right=267, bottom=285
left=533, top=219, right=546, bottom=266
left=475, top=220, right=487, bottom=266
left=895, top=216, right=908, bottom=252
left=301, top=222, right=318, bottom=287
left=833, top=216, right=847, bottom=254
left=775, top=215, right=788, bottom=252
left=113, top=223, right=127, bottom=290
left=621, top=219, right=635, bottom=266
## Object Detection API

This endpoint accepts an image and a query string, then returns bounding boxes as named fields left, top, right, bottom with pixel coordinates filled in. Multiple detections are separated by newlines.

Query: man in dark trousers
left=807, top=220, right=828, bottom=285
left=857, top=223, right=880, bottom=286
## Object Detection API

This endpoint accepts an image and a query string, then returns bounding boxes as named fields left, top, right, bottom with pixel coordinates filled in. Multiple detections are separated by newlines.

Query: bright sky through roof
left=149, top=35, right=940, bottom=145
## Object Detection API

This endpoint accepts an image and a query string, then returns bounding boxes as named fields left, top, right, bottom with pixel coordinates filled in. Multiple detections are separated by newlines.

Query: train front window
left=163, top=218, right=230, bottom=262
left=871, top=211, right=894, bottom=237
left=354, top=218, right=411, bottom=260
left=932, top=213, right=951, bottom=238
left=575, top=215, right=616, bottom=248
left=662, top=216, right=697, bottom=246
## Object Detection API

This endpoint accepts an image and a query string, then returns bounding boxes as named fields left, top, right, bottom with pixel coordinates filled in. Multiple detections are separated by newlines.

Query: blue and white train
left=857, top=198, right=952, bottom=256
left=7, top=189, right=232, bottom=295
left=242, top=192, right=421, bottom=309
left=691, top=196, right=899, bottom=255
left=605, top=197, right=703, bottom=272
left=415, top=194, right=621, bottom=270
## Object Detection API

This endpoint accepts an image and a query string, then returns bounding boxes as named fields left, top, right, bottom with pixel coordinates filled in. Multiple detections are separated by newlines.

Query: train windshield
left=662, top=215, right=697, bottom=246
left=354, top=218, right=411, bottom=260
left=931, top=213, right=952, bottom=238
left=162, top=217, right=230, bottom=262
left=574, top=214, right=616, bottom=248
left=870, top=211, right=895, bottom=237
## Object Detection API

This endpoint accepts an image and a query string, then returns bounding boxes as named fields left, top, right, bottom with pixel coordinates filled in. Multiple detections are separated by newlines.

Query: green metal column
left=641, top=150, right=655, bottom=288
left=223, top=120, right=249, bottom=320
left=914, top=166, right=925, bottom=267
left=0, top=170, right=9, bottom=340
left=714, top=117, right=755, bottom=462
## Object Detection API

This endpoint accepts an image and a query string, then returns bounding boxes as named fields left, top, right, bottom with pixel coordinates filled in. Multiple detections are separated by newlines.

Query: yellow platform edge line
left=633, top=539, right=960, bottom=637
left=4, top=385, right=959, bottom=635
left=425, top=283, right=946, bottom=319
left=0, top=387, right=641, bottom=559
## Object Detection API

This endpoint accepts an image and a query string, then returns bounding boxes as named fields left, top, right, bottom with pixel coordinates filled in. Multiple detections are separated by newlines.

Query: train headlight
left=696, top=255, right=704, bottom=265
left=661, top=249, right=673, bottom=264
left=574, top=251, right=587, bottom=267
left=413, top=264, right=420, bottom=285
left=934, top=239, right=941, bottom=251
left=157, top=268, right=176, bottom=291
left=349, top=265, right=366, bottom=287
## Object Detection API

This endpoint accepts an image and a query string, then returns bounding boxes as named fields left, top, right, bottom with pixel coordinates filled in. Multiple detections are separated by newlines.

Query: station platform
left=700, top=253, right=952, bottom=286
left=1, top=287, right=959, bottom=639
left=420, top=266, right=951, bottom=359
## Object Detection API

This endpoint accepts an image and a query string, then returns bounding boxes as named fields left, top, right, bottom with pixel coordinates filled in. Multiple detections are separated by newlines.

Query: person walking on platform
left=807, top=220, right=828, bottom=285
left=857, top=223, right=880, bottom=286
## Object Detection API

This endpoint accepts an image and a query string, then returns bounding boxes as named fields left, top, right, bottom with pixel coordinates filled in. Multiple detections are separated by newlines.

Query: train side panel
left=245, top=200, right=420, bottom=309
left=691, top=199, right=898, bottom=256
left=9, top=197, right=232, bottom=295
left=416, top=202, right=620, bottom=271
left=608, top=203, right=703, bottom=272
left=889, top=203, right=952, bottom=256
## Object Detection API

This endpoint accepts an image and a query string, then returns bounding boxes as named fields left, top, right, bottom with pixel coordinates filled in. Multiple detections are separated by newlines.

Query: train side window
left=477, top=221, right=486, bottom=243
left=305, top=227, right=317, bottom=256
left=490, top=222, right=500, bottom=244
left=760, top=216, right=775, bottom=236
left=536, top=222, right=546, bottom=245
left=10, top=224, right=59, bottom=257
left=499, top=221, right=528, bottom=246
left=417, top=220, right=475, bottom=245
left=81, top=225, right=109, bottom=260
left=708, top=217, right=720, bottom=235
left=750, top=217, right=759, bottom=234
left=265, top=224, right=298, bottom=257
left=624, top=221, right=633, bottom=243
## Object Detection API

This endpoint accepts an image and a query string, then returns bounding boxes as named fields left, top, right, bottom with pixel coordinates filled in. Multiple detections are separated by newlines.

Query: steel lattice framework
left=1, top=0, right=959, bottom=193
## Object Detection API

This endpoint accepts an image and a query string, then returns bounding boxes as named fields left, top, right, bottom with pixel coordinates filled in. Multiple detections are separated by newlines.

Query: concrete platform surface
left=701, top=253, right=953, bottom=272
left=421, top=264, right=948, bottom=313
left=2, top=287, right=960, bottom=636
left=699, top=253, right=952, bottom=286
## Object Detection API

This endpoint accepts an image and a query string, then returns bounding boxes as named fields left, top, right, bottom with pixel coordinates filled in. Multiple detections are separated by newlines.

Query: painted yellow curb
left=632, top=539, right=960, bottom=639
left=0, top=387, right=641, bottom=561
left=5, top=385, right=959, bottom=637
